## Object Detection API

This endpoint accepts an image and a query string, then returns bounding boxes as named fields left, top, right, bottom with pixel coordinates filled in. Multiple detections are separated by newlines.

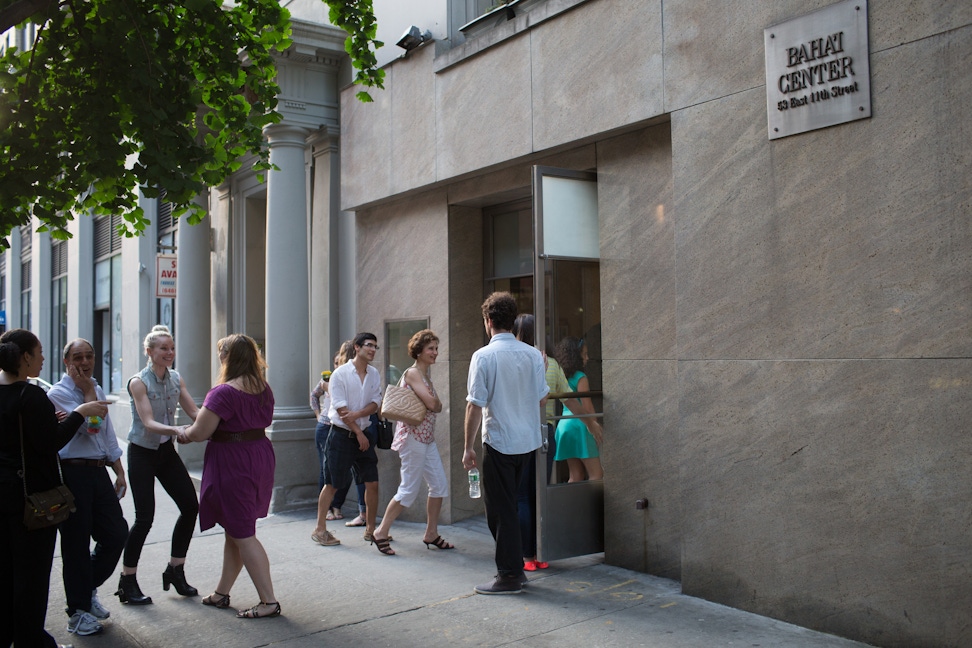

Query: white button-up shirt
left=327, top=360, right=382, bottom=431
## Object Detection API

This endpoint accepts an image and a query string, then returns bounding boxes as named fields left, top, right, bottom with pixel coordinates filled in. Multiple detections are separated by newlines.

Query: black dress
left=0, top=382, right=85, bottom=648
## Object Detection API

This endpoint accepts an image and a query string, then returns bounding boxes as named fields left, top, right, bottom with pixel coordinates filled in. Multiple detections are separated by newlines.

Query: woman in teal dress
left=553, top=336, right=604, bottom=482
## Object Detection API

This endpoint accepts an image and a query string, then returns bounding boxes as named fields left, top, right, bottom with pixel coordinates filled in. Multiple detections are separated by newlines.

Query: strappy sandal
left=237, top=601, right=282, bottom=619
left=202, top=591, right=231, bottom=608
left=372, top=536, right=396, bottom=555
left=363, top=530, right=392, bottom=543
left=423, top=535, right=455, bottom=550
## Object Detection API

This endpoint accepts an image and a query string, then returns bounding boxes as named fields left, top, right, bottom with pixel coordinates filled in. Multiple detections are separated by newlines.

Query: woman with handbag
left=118, top=325, right=200, bottom=606
left=371, top=329, right=452, bottom=556
left=177, top=334, right=280, bottom=619
left=0, top=328, right=108, bottom=648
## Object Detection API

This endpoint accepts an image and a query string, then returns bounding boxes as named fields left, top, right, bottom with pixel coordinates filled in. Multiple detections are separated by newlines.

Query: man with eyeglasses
left=311, top=332, right=383, bottom=546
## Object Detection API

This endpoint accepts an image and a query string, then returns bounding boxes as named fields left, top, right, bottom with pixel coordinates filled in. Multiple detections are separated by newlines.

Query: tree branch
left=0, top=0, right=56, bottom=34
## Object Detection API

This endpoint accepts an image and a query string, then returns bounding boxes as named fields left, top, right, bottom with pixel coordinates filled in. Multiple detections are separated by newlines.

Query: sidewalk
left=46, top=446, right=875, bottom=648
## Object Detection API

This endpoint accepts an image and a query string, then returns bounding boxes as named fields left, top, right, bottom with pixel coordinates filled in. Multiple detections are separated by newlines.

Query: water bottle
left=468, top=468, right=481, bottom=499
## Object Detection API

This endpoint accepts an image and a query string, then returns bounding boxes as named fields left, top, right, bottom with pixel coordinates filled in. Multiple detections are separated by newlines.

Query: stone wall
left=338, top=1, right=972, bottom=645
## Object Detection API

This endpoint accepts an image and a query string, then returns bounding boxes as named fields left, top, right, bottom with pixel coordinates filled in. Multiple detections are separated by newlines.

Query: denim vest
left=127, top=365, right=181, bottom=450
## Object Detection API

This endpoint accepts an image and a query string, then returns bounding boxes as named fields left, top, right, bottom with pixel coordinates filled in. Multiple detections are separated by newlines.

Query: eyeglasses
left=362, top=342, right=379, bottom=350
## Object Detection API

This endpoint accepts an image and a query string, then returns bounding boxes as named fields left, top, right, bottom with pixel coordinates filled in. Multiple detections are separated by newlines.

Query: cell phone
left=116, top=484, right=126, bottom=499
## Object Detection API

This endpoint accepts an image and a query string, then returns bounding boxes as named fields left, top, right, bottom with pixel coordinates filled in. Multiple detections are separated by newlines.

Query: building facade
left=4, top=1, right=969, bottom=646
left=1, top=14, right=357, bottom=497
left=336, top=1, right=971, bottom=647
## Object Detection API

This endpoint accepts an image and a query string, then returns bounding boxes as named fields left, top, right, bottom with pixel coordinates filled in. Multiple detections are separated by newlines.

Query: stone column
left=174, top=194, right=212, bottom=469
left=264, top=124, right=317, bottom=511
left=264, top=124, right=311, bottom=417
left=308, top=127, right=340, bottom=381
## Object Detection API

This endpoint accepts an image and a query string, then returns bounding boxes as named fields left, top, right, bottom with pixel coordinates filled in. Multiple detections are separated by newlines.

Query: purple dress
left=199, top=383, right=275, bottom=538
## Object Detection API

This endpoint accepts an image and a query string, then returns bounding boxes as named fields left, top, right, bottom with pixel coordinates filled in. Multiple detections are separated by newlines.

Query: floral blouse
left=391, top=371, right=436, bottom=450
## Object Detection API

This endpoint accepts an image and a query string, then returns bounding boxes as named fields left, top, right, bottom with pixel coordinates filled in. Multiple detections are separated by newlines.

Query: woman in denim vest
left=117, top=325, right=200, bottom=605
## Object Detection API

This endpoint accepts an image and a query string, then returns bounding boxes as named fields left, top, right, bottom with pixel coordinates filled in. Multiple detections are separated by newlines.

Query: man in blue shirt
left=464, top=292, right=548, bottom=594
left=47, top=339, right=129, bottom=636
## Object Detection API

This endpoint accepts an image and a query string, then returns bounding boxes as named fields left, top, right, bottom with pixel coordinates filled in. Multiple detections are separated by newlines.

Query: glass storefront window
left=110, top=255, right=122, bottom=391
left=384, top=319, right=429, bottom=386
left=491, top=207, right=533, bottom=277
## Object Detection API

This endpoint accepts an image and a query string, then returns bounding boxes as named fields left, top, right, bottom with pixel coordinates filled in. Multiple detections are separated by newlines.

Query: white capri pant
left=393, top=434, right=449, bottom=508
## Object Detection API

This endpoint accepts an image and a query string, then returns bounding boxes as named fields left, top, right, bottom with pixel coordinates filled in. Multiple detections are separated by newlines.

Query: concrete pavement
left=45, top=442, right=875, bottom=648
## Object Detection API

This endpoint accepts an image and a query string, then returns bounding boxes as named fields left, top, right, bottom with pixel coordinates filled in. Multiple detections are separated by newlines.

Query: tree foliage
left=0, top=0, right=384, bottom=249
left=324, top=0, right=383, bottom=103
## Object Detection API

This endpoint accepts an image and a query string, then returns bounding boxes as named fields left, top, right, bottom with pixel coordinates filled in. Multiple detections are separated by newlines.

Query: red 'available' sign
left=157, top=254, right=177, bottom=298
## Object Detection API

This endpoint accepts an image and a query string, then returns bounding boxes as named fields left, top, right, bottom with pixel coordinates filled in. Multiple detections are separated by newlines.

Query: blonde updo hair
left=144, top=324, right=173, bottom=367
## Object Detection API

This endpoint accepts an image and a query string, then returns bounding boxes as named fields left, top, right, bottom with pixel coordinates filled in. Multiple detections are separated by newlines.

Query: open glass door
left=532, top=166, right=604, bottom=563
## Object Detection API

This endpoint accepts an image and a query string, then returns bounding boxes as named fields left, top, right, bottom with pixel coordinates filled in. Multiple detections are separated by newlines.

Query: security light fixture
left=397, top=26, right=432, bottom=51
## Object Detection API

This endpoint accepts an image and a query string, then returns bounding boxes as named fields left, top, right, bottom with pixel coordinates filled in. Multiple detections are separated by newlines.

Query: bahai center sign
left=764, top=0, right=871, bottom=140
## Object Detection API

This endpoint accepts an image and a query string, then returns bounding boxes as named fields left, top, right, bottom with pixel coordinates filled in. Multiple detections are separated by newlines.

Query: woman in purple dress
left=178, top=334, right=280, bottom=619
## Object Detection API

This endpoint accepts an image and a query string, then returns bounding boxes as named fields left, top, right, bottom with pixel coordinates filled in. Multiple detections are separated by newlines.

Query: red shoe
left=523, top=560, right=538, bottom=572
left=536, top=561, right=549, bottom=569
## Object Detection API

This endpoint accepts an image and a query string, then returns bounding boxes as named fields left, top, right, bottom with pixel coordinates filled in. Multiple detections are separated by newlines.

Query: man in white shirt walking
left=311, top=332, right=383, bottom=546
left=464, top=292, right=549, bottom=594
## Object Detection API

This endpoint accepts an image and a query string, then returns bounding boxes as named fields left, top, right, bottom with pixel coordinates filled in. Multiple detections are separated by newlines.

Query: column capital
left=264, top=123, right=311, bottom=147
left=307, top=125, right=340, bottom=157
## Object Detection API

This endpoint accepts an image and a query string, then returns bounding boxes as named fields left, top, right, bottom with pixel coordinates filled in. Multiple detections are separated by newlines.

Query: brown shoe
left=311, top=531, right=340, bottom=546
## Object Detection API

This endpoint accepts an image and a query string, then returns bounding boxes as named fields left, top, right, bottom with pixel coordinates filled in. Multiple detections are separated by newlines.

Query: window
left=484, top=199, right=534, bottom=316
left=385, top=319, right=429, bottom=386
left=20, top=225, right=31, bottom=330
left=156, top=190, right=177, bottom=341
left=93, top=216, right=123, bottom=391
left=452, top=0, right=551, bottom=43
left=50, top=240, right=68, bottom=383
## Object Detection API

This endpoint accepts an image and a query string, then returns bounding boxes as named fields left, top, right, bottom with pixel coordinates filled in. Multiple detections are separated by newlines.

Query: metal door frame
left=531, top=165, right=604, bottom=563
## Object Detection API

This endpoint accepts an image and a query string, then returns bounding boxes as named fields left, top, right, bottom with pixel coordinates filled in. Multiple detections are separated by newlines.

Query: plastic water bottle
left=468, top=468, right=481, bottom=499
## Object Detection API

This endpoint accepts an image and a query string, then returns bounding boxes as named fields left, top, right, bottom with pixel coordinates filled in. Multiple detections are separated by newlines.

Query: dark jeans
left=482, top=443, right=527, bottom=579
left=60, top=464, right=129, bottom=615
left=1, top=511, right=58, bottom=647
left=124, top=441, right=199, bottom=567
left=517, top=423, right=556, bottom=558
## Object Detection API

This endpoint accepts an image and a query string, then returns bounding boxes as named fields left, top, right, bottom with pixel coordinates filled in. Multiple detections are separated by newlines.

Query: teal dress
left=553, top=371, right=599, bottom=460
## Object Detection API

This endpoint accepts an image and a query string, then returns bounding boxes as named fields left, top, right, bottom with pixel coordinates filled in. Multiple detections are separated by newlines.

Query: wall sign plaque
left=764, top=0, right=871, bottom=140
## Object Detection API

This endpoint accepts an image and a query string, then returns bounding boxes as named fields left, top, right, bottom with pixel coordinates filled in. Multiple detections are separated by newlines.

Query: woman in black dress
left=0, top=329, right=108, bottom=647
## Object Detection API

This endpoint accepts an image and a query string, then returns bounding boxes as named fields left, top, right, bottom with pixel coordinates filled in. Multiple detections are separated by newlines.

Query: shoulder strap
left=17, top=383, right=66, bottom=496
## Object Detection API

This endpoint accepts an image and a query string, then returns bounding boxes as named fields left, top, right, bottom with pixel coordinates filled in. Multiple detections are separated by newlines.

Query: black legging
left=123, top=441, right=199, bottom=567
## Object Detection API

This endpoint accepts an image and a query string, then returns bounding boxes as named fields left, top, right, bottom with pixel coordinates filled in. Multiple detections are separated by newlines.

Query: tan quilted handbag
left=380, top=373, right=427, bottom=426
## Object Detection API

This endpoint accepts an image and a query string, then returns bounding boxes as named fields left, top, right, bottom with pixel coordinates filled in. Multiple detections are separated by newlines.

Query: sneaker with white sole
left=67, top=610, right=103, bottom=636
left=89, top=588, right=110, bottom=619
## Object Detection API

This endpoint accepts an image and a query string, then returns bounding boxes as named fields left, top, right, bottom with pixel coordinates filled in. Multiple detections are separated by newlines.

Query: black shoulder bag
left=18, top=385, right=76, bottom=530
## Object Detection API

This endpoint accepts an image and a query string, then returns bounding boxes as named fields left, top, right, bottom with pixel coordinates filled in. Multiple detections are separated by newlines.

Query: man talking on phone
left=47, top=339, right=129, bottom=636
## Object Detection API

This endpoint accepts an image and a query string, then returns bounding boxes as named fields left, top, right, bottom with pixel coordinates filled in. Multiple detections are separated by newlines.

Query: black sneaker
left=474, top=575, right=523, bottom=595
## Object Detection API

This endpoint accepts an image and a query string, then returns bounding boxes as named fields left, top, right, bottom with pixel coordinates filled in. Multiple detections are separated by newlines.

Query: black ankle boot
left=115, top=573, right=153, bottom=605
left=162, top=563, right=198, bottom=597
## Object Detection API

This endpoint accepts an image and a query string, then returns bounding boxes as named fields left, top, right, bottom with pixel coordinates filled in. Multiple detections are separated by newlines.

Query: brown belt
left=211, top=429, right=266, bottom=443
left=61, top=458, right=108, bottom=467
